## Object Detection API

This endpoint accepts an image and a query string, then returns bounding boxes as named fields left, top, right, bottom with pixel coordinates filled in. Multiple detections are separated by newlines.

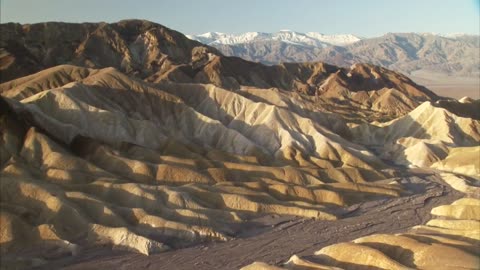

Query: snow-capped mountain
left=305, top=32, right=362, bottom=46
left=187, top=30, right=362, bottom=47
left=185, top=32, right=228, bottom=44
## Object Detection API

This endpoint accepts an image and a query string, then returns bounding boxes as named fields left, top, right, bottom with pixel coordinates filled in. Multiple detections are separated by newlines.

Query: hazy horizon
left=1, top=0, right=479, bottom=37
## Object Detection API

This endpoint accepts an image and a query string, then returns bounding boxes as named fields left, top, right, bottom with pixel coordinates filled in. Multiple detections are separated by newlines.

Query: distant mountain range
left=187, top=31, right=480, bottom=78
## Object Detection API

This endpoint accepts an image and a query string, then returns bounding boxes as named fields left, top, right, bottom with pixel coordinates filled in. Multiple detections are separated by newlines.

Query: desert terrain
left=0, top=20, right=478, bottom=270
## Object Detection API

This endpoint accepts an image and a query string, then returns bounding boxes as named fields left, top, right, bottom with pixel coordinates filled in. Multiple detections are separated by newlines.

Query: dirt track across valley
left=40, top=170, right=463, bottom=270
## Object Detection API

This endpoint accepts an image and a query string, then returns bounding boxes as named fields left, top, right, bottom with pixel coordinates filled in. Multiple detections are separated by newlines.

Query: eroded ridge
left=0, top=66, right=415, bottom=268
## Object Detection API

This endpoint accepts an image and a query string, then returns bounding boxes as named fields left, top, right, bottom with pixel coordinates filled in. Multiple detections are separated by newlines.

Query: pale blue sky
left=1, top=0, right=479, bottom=36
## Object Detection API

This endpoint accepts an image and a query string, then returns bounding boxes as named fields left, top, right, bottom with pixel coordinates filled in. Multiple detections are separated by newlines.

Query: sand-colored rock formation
left=352, top=99, right=480, bottom=176
left=239, top=95, right=480, bottom=270
left=0, top=65, right=414, bottom=268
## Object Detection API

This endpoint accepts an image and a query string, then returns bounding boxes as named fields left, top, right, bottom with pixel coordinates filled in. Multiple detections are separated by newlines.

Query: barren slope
left=0, top=65, right=419, bottom=269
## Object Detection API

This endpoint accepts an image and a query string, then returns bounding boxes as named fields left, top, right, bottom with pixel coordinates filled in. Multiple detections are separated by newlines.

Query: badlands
left=0, top=20, right=479, bottom=269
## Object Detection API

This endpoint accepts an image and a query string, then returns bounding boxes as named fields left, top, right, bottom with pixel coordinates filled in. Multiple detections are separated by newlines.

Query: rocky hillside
left=1, top=65, right=406, bottom=266
left=1, top=64, right=477, bottom=270
left=0, top=20, right=217, bottom=82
